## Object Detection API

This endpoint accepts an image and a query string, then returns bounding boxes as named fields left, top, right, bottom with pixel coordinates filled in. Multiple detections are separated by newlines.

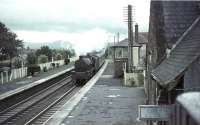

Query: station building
left=108, top=33, right=148, bottom=67
left=146, top=1, right=200, bottom=125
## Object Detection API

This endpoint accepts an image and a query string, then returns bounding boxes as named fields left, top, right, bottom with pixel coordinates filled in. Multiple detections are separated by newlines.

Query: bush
left=27, top=53, right=37, bottom=65
left=64, top=58, right=70, bottom=65
left=56, top=54, right=62, bottom=60
left=27, top=65, right=41, bottom=76
left=56, top=63, right=59, bottom=68
left=38, top=55, right=48, bottom=64
left=51, top=63, right=55, bottom=68
left=43, top=66, right=47, bottom=72
left=13, top=57, right=22, bottom=68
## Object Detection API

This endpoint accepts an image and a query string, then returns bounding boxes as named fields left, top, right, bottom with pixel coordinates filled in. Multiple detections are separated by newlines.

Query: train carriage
left=72, top=51, right=105, bottom=85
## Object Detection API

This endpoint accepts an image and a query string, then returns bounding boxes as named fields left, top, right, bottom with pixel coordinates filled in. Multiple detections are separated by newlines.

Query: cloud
left=15, top=28, right=123, bottom=54
left=0, top=0, right=149, bottom=33
left=0, top=0, right=129, bottom=34
left=3, top=18, right=127, bottom=34
left=0, top=0, right=150, bottom=54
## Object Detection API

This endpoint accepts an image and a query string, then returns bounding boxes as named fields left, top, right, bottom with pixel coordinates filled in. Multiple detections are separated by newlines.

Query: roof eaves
left=151, top=16, right=200, bottom=90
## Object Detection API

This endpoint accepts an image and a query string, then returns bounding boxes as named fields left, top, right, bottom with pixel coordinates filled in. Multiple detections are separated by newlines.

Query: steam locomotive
left=72, top=52, right=105, bottom=85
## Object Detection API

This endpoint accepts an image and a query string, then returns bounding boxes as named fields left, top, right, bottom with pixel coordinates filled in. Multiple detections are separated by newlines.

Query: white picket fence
left=11, top=67, right=28, bottom=80
left=39, top=60, right=65, bottom=70
left=0, top=57, right=78, bottom=84
left=70, top=57, right=78, bottom=62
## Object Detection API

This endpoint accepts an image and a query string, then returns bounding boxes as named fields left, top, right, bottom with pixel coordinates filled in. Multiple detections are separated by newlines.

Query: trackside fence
left=0, top=57, right=78, bottom=84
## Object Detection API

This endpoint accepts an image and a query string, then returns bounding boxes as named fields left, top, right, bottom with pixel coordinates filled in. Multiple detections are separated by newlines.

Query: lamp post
left=114, top=36, right=116, bottom=60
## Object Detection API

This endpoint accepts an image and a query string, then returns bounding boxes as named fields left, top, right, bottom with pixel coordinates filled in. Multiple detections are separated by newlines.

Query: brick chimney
left=135, top=23, right=138, bottom=43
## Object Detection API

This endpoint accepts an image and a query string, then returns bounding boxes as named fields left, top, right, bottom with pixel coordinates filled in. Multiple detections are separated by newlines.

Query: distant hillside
left=24, top=40, right=74, bottom=50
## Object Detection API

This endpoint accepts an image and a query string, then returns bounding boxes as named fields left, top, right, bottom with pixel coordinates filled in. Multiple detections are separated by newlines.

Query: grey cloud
left=1, top=17, right=127, bottom=34
left=0, top=0, right=143, bottom=34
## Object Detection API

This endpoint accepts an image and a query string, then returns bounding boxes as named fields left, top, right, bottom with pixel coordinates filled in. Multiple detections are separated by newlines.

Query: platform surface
left=47, top=61, right=146, bottom=125
left=0, top=63, right=74, bottom=98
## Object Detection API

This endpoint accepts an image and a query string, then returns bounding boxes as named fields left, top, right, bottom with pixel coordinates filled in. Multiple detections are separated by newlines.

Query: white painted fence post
left=25, top=67, right=27, bottom=76
left=10, top=71, right=13, bottom=81
left=20, top=68, right=22, bottom=78
left=6, top=71, right=8, bottom=82
left=14, top=69, right=17, bottom=79
left=20, top=69, right=21, bottom=77
left=1, top=72, right=3, bottom=84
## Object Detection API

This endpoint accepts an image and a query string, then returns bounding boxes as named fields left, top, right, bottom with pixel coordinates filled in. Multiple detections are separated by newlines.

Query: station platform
left=46, top=61, right=146, bottom=125
left=0, top=62, right=74, bottom=99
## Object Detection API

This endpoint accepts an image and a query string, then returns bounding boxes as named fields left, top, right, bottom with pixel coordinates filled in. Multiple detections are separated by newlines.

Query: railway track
left=0, top=75, right=77, bottom=125
left=25, top=85, right=77, bottom=125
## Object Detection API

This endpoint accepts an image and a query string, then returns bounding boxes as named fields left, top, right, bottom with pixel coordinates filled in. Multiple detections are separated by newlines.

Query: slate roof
left=110, top=38, right=140, bottom=47
left=110, top=33, right=147, bottom=48
left=152, top=16, right=200, bottom=90
left=134, top=33, right=148, bottom=44
left=161, top=1, right=200, bottom=48
left=150, top=1, right=200, bottom=89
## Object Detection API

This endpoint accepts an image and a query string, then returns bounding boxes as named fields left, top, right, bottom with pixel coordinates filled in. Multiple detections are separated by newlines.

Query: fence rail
left=0, top=57, right=77, bottom=84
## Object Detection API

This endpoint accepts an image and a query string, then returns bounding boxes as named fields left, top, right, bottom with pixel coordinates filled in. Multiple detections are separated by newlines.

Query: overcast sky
left=0, top=0, right=150, bottom=54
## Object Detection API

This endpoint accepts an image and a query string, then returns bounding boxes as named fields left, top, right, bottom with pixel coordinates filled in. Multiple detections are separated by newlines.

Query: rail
left=0, top=75, right=75, bottom=125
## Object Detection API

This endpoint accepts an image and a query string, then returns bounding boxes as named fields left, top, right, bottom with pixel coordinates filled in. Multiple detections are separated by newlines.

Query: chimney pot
left=135, top=23, right=138, bottom=43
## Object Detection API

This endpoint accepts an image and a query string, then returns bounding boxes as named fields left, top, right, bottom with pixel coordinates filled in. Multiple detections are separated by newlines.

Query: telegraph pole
left=124, top=5, right=135, bottom=72
left=129, top=5, right=133, bottom=72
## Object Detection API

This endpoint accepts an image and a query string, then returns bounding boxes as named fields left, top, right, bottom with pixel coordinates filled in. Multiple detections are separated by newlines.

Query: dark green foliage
left=56, top=63, right=59, bottom=68
left=0, top=22, right=23, bottom=61
left=65, top=49, right=76, bottom=58
left=27, top=53, right=37, bottom=65
left=43, top=66, right=47, bottom=72
left=104, top=48, right=109, bottom=58
left=27, top=65, right=41, bottom=76
left=38, top=54, right=48, bottom=63
left=13, top=57, right=22, bottom=68
left=56, top=54, right=62, bottom=60
left=36, top=46, right=52, bottom=61
left=64, top=58, right=70, bottom=65
left=52, top=49, right=76, bottom=60
left=51, top=63, right=55, bottom=68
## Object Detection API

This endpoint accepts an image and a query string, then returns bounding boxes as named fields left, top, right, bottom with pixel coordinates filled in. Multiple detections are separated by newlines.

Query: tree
left=36, top=46, right=52, bottom=61
left=0, top=23, right=8, bottom=49
left=26, top=52, right=41, bottom=76
left=38, top=54, right=48, bottom=63
left=0, top=22, right=23, bottom=64
left=64, top=49, right=76, bottom=58
left=52, top=49, right=76, bottom=60
left=27, top=52, right=37, bottom=65
left=56, top=53, right=62, bottom=60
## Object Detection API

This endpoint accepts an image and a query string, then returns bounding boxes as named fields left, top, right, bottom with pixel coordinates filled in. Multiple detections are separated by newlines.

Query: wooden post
left=1, top=72, right=3, bottom=84
left=6, top=71, right=8, bottom=82
left=10, top=71, right=12, bottom=81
